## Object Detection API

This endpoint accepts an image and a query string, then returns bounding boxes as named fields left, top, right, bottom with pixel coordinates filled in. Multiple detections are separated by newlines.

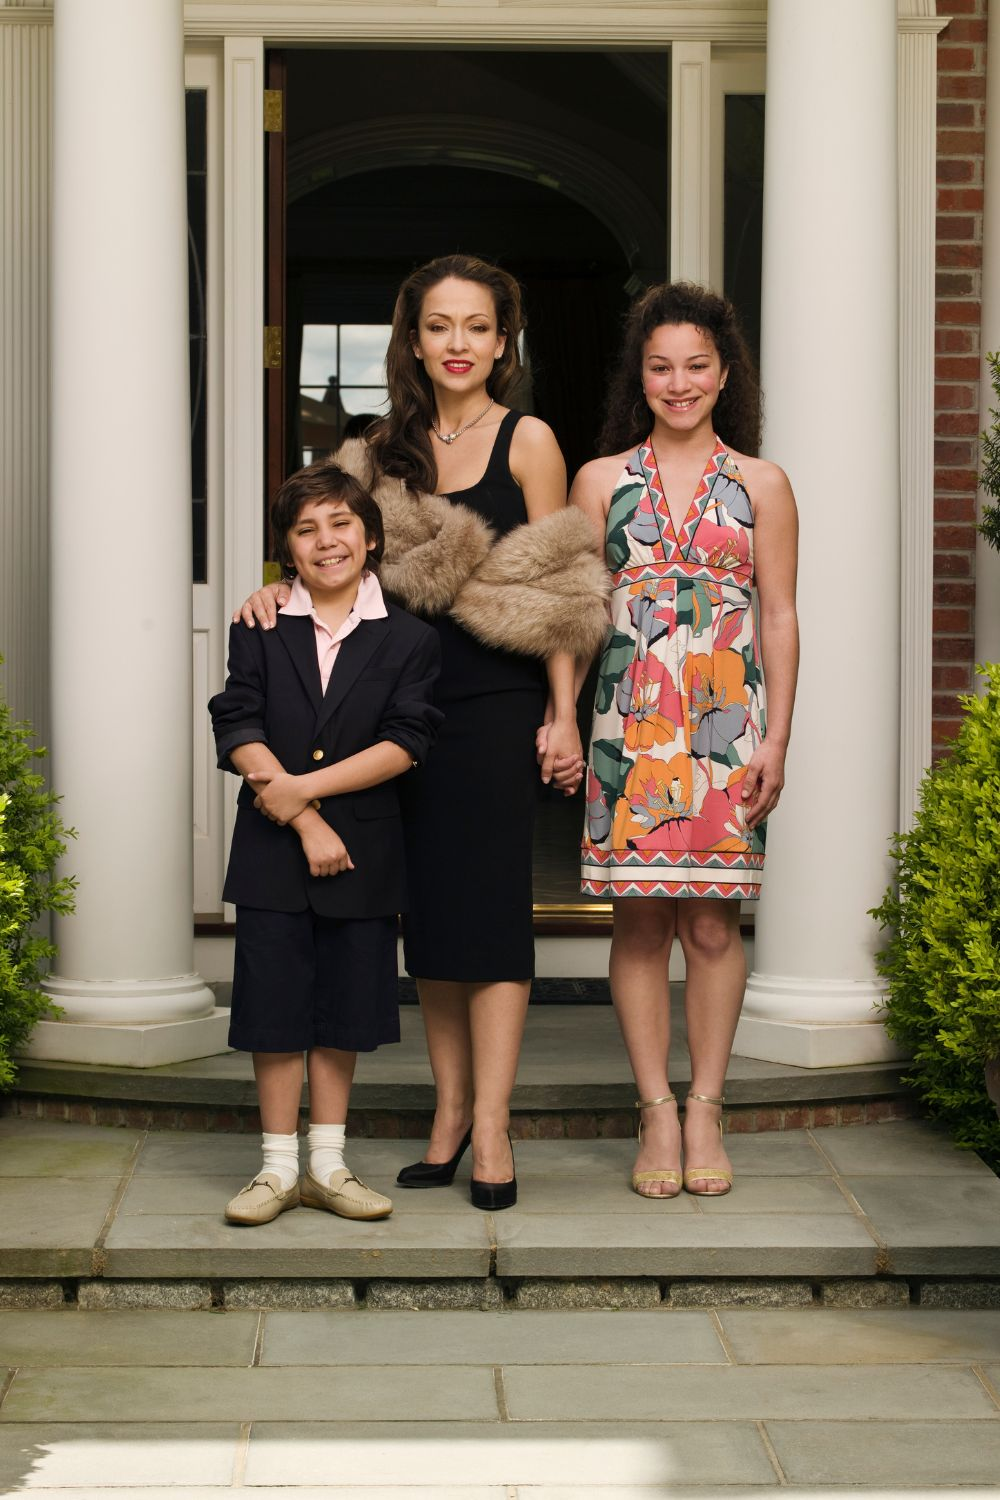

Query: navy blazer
left=209, top=602, right=442, bottom=919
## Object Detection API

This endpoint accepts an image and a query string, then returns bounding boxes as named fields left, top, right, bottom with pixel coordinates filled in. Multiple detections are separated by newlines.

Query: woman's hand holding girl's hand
left=247, top=769, right=311, bottom=825
left=741, top=740, right=787, bottom=830
left=538, top=718, right=585, bottom=797
left=233, top=580, right=291, bottom=630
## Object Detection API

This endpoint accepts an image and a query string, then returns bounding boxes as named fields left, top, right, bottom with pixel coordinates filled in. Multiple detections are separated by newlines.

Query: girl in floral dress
left=571, top=283, right=799, bottom=1198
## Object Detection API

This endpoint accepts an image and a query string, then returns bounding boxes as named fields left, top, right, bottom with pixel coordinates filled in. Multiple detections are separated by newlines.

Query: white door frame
left=194, top=2, right=940, bottom=913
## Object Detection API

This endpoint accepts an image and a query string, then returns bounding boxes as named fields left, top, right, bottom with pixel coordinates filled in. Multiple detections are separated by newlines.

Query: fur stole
left=336, top=438, right=610, bottom=660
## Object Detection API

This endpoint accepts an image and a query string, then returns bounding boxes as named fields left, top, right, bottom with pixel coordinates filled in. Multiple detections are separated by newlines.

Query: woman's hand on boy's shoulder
left=233, top=579, right=291, bottom=630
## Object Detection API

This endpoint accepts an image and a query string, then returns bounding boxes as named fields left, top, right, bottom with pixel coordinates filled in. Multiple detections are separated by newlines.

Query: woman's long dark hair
left=599, top=281, right=761, bottom=457
left=367, top=254, right=526, bottom=494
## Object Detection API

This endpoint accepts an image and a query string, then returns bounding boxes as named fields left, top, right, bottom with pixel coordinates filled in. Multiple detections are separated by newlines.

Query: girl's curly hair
left=599, top=281, right=761, bottom=457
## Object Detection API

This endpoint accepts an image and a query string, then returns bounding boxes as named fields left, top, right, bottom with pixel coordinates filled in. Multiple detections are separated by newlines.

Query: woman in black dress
left=238, top=256, right=607, bottom=1207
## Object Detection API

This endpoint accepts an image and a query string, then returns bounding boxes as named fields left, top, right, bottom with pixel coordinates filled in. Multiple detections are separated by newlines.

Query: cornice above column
left=180, top=3, right=768, bottom=44
left=0, top=8, right=53, bottom=23
left=898, top=16, right=951, bottom=33
left=897, top=0, right=950, bottom=34
left=2, top=2, right=950, bottom=40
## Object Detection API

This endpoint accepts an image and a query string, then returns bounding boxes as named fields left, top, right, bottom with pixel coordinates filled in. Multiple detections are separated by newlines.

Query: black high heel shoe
left=470, top=1132, right=517, bottom=1211
left=396, top=1126, right=472, bottom=1188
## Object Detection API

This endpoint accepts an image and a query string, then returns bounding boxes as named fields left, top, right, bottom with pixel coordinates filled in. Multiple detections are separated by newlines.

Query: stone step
left=8, top=1000, right=910, bottom=1136
left=2, top=1116, right=999, bottom=1305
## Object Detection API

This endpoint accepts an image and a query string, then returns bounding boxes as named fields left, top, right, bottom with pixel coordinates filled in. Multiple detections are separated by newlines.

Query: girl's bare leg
left=609, top=898, right=681, bottom=1195
left=306, top=1047, right=357, bottom=1123
left=468, top=979, right=531, bottom=1183
left=677, top=899, right=745, bottom=1191
left=416, top=979, right=474, bottom=1162
left=253, top=1052, right=305, bottom=1134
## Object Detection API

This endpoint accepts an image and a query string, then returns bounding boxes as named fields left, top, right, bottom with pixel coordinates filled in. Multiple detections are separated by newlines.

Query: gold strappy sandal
left=631, top=1093, right=683, bottom=1199
left=682, top=1092, right=733, bottom=1196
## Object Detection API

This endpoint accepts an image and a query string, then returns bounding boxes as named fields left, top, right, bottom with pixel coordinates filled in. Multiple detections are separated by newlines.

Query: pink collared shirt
left=279, top=571, right=389, bottom=693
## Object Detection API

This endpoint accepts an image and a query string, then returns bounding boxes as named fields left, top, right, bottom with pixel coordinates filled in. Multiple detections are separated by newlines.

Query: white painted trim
left=670, top=41, right=711, bottom=284
left=222, top=34, right=264, bottom=909
left=0, top=2, right=950, bottom=37
left=897, top=24, right=938, bottom=825
left=181, top=5, right=768, bottom=45
left=897, top=17, right=950, bottom=34
left=187, top=45, right=227, bottom=912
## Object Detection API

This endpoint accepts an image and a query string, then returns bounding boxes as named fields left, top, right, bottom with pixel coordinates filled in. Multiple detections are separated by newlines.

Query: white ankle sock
left=308, top=1123, right=347, bottom=1184
left=260, top=1131, right=300, bottom=1191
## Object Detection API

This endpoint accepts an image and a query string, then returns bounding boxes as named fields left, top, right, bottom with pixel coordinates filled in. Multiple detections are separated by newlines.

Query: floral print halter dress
left=581, top=436, right=766, bottom=900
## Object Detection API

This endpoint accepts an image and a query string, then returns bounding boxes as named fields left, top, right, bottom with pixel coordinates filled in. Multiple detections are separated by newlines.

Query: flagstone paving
left=2, top=1116, right=999, bottom=1283
left=2, top=1306, right=1000, bottom=1493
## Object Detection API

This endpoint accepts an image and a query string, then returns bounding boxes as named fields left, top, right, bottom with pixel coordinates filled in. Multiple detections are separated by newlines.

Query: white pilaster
left=974, top=0, right=1000, bottom=668
left=897, top=5, right=946, bottom=827
left=32, top=0, right=227, bottom=1067
left=670, top=40, right=711, bottom=284
left=735, top=0, right=905, bottom=1068
left=221, top=34, right=264, bottom=903
left=0, top=14, right=50, bottom=744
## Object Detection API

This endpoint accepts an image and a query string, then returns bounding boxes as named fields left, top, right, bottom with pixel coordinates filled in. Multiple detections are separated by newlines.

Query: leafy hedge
left=0, top=660, right=75, bottom=1088
left=871, top=665, right=1000, bottom=1166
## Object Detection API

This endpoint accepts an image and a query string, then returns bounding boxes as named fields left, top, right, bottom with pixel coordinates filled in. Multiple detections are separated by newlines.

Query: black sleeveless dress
left=399, top=411, right=546, bottom=982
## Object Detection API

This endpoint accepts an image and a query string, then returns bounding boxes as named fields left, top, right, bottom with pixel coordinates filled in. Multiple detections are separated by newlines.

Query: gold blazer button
left=311, top=799, right=321, bottom=810
left=312, top=749, right=324, bottom=761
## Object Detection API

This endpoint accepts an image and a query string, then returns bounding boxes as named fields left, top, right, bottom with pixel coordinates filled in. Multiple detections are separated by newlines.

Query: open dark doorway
left=269, top=47, right=669, bottom=910
left=287, top=161, right=638, bottom=483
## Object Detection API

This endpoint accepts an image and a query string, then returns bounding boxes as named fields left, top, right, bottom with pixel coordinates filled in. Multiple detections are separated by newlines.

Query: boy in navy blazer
left=209, top=462, right=441, bottom=1226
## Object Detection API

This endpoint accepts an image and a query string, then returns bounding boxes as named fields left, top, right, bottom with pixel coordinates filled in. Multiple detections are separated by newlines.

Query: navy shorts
left=229, top=906, right=400, bottom=1053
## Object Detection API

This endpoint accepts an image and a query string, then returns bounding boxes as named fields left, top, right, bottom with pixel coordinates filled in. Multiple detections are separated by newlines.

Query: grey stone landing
left=2, top=1115, right=999, bottom=1305
left=8, top=1000, right=911, bottom=1134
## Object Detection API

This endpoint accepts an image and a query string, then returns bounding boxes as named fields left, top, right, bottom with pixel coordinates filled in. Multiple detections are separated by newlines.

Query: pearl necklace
left=431, top=397, right=495, bottom=445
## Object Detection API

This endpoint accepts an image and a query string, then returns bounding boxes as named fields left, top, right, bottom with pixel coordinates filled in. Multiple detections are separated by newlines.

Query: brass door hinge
left=263, top=89, right=283, bottom=133
left=264, top=325, right=282, bottom=369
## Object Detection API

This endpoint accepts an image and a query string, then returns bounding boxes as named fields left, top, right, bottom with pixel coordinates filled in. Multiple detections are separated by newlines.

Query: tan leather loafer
left=225, top=1171, right=300, bottom=1225
left=300, top=1166, right=393, bottom=1220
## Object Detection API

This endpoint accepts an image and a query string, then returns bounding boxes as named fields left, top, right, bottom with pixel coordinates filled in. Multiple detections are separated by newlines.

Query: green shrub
left=871, top=664, right=1000, bottom=1166
left=0, top=658, right=75, bottom=1089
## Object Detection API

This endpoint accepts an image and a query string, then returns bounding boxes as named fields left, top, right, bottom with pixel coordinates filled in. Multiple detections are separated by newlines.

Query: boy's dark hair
left=270, top=462, right=386, bottom=579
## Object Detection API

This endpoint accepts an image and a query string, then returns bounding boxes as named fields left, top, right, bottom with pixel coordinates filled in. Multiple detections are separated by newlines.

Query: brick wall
left=934, top=0, right=989, bottom=755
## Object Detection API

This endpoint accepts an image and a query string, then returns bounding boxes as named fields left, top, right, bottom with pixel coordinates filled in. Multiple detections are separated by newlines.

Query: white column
left=30, top=0, right=227, bottom=1067
left=735, top=0, right=905, bottom=1068
left=670, top=40, right=711, bottom=284
left=974, top=0, right=1000, bottom=667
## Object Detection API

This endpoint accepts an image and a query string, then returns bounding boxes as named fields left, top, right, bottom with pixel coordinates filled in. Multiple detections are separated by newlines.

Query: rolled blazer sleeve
left=208, top=622, right=270, bottom=773
left=377, top=626, right=444, bottom=767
